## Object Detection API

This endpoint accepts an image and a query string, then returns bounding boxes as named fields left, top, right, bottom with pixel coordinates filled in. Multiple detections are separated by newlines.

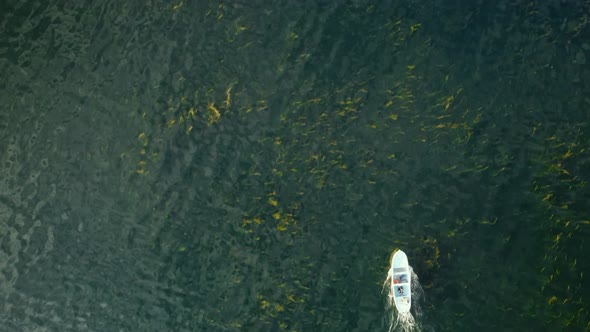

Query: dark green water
left=1, top=1, right=589, bottom=331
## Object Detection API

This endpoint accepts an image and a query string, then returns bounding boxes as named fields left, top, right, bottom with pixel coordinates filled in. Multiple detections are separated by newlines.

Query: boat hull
left=391, top=250, right=411, bottom=313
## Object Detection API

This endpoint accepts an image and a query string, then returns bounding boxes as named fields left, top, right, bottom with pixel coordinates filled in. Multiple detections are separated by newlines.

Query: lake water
left=1, top=1, right=589, bottom=331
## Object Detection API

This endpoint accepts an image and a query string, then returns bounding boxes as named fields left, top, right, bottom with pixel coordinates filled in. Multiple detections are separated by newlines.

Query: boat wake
left=383, top=263, right=424, bottom=332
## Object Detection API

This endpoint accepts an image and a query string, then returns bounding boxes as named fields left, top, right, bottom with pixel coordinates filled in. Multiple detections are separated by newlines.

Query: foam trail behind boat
left=384, top=254, right=424, bottom=332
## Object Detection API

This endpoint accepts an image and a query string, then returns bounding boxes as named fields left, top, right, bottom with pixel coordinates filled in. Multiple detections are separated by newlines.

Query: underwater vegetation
left=126, top=1, right=589, bottom=331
